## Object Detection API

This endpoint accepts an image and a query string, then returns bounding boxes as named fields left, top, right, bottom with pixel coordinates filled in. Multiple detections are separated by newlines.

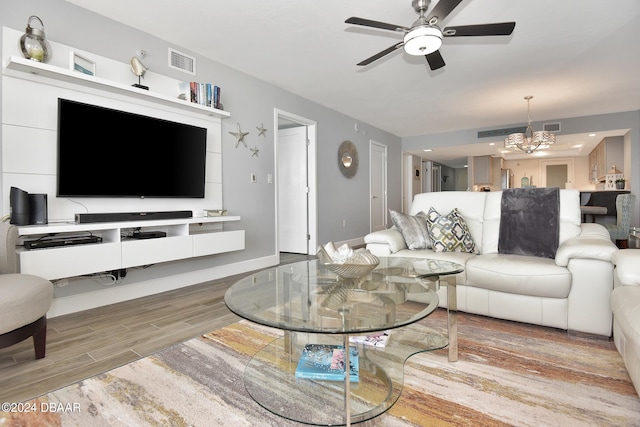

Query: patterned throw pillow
left=426, top=207, right=478, bottom=254
left=389, top=210, right=431, bottom=250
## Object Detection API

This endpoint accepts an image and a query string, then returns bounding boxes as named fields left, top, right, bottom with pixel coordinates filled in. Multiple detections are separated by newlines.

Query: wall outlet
left=250, top=173, right=257, bottom=183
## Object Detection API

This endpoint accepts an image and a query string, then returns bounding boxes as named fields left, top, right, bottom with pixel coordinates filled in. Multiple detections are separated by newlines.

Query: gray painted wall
left=0, top=0, right=402, bottom=266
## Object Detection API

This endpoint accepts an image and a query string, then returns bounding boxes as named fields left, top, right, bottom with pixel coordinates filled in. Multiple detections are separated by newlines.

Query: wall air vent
left=544, top=122, right=561, bottom=133
left=168, top=48, right=196, bottom=75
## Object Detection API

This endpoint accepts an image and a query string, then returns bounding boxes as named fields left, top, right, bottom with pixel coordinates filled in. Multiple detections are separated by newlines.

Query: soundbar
left=75, top=210, right=192, bottom=224
left=25, top=235, right=102, bottom=250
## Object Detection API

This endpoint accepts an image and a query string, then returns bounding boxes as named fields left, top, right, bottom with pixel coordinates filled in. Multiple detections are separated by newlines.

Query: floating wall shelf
left=5, top=55, right=230, bottom=119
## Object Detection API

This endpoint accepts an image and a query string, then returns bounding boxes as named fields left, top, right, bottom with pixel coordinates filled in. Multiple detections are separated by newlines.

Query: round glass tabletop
left=224, top=257, right=463, bottom=335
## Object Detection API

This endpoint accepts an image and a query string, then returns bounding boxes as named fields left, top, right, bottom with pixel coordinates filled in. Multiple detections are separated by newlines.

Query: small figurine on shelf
left=130, top=56, right=149, bottom=90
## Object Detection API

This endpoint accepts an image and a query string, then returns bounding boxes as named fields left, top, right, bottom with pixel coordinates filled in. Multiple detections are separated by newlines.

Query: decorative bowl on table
left=317, top=242, right=379, bottom=279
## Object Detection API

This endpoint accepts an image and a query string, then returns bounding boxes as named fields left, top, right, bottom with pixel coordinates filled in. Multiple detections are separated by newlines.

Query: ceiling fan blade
left=425, top=50, right=446, bottom=70
left=357, top=42, right=404, bottom=66
left=443, top=22, right=516, bottom=37
left=427, top=0, right=464, bottom=23
left=345, top=17, right=408, bottom=32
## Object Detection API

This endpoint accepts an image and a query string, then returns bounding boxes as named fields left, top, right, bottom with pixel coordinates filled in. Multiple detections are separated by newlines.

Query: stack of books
left=179, top=81, right=222, bottom=109
left=295, top=344, right=359, bottom=382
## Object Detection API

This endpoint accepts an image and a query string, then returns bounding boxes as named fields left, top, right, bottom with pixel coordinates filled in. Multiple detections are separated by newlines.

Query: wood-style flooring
left=0, top=253, right=312, bottom=403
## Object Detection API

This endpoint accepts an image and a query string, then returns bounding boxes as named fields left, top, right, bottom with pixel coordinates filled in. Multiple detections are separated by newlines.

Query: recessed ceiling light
left=423, top=149, right=433, bottom=152
left=489, top=142, right=495, bottom=146
left=589, top=133, right=596, bottom=137
left=571, top=143, right=584, bottom=149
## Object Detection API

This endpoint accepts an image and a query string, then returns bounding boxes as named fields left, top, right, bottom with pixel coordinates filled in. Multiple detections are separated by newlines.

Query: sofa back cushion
left=410, top=192, right=487, bottom=252
left=409, top=189, right=581, bottom=256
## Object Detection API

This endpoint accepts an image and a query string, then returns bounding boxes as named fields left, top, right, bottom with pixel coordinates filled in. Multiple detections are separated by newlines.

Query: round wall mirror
left=338, top=140, right=358, bottom=178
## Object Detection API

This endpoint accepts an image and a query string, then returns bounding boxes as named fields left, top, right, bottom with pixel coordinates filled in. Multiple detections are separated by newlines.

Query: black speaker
left=10, top=187, right=30, bottom=225
left=28, top=194, right=48, bottom=225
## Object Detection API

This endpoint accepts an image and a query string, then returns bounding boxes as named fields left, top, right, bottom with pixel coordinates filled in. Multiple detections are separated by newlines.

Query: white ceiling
left=66, top=0, right=640, bottom=168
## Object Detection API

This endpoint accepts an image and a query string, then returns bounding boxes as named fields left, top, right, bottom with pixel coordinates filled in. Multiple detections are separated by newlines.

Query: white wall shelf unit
left=5, top=55, right=230, bottom=119
left=17, top=216, right=244, bottom=281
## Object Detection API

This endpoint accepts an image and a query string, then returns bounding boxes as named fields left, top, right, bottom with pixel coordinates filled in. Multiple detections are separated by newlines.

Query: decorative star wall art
left=229, top=123, right=249, bottom=148
left=256, top=123, right=268, bottom=137
left=250, top=146, right=259, bottom=157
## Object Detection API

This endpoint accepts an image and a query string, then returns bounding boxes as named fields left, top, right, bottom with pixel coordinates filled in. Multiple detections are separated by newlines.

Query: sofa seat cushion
left=612, top=286, right=640, bottom=358
left=465, top=254, right=571, bottom=298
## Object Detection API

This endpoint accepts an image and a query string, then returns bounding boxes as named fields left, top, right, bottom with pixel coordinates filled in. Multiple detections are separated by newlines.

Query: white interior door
left=278, top=126, right=308, bottom=254
left=370, top=141, right=387, bottom=232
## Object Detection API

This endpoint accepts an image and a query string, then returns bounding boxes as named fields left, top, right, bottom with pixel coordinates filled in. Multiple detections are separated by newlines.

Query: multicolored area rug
left=3, top=310, right=640, bottom=426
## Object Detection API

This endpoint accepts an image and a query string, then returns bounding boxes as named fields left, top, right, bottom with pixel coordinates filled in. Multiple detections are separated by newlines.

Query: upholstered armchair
left=605, top=193, right=636, bottom=249
left=0, top=222, right=53, bottom=359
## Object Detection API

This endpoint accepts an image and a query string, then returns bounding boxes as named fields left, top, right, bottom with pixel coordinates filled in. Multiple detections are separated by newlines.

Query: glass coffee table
left=224, top=257, right=463, bottom=426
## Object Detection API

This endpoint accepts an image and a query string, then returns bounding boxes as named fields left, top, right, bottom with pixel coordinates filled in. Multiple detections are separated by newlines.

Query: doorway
left=540, top=159, right=574, bottom=188
left=275, top=109, right=317, bottom=255
left=370, top=141, right=387, bottom=232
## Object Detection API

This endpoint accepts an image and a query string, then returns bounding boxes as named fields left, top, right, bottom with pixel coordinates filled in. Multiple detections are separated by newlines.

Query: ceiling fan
left=345, top=0, right=515, bottom=70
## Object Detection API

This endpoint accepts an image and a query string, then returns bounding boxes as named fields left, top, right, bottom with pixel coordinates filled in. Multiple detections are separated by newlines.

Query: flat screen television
left=57, top=98, right=207, bottom=198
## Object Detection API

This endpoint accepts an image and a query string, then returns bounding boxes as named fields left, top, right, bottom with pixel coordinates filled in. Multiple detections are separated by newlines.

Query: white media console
left=17, top=215, right=244, bottom=280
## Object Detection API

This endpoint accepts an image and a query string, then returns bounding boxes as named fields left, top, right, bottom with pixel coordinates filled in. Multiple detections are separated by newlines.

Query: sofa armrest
left=555, top=223, right=618, bottom=267
left=364, top=228, right=407, bottom=255
left=612, top=250, right=640, bottom=286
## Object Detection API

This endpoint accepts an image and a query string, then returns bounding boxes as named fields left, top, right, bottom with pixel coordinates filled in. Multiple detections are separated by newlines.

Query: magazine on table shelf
left=349, top=330, right=391, bottom=348
left=295, top=344, right=359, bottom=382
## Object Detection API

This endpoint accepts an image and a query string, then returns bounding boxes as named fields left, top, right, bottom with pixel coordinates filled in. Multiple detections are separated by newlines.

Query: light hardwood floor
left=0, top=253, right=311, bottom=403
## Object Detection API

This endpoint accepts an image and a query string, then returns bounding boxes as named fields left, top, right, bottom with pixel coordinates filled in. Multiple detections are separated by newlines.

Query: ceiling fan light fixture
left=403, top=26, right=442, bottom=55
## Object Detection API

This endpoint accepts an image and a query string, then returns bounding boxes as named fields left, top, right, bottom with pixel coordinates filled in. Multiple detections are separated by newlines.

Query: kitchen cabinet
left=589, top=137, right=624, bottom=182
left=473, top=155, right=493, bottom=185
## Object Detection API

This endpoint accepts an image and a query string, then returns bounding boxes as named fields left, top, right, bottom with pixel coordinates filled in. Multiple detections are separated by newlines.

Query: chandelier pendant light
left=504, top=96, right=556, bottom=154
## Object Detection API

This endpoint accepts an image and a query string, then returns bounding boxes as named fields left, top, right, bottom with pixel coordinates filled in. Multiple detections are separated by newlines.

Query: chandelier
left=504, top=96, right=556, bottom=154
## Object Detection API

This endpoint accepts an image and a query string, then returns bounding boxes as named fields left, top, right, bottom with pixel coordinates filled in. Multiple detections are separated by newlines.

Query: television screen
left=57, top=98, right=207, bottom=198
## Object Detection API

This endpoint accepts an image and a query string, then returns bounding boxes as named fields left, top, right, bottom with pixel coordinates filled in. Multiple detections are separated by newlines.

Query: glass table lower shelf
left=243, top=323, right=448, bottom=426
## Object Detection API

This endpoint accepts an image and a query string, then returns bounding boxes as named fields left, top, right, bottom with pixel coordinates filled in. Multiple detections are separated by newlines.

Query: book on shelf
left=295, top=344, right=359, bottom=382
left=349, top=330, right=391, bottom=348
left=178, top=81, right=222, bottom=109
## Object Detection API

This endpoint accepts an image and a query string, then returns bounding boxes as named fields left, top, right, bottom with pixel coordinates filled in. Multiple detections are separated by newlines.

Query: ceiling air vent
left=168, top=48, right=196, bottom=75
left=543, top=122, right=561, bottom=133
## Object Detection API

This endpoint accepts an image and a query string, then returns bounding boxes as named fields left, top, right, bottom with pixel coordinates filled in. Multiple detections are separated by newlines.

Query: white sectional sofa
left=364, top=190, right=619, bottom=336
left=611, top=249, right=640, bottom=396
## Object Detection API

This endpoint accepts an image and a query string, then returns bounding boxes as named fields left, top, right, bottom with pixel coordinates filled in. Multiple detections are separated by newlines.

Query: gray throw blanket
left=498, top=187, right=560, bottom=259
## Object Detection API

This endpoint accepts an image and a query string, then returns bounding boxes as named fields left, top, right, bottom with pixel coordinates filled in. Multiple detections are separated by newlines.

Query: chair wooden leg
left=616, top=239, right=629, bottom=249
left=33, top=317, right=47, bottom=359
left=0, top=315, right=48, bottom=359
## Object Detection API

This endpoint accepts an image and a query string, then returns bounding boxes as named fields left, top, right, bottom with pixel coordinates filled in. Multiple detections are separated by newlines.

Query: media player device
left=131, top=231, right=166, bottom=239
left=24, top=235, right=102, bottom=250
left=75, top=210, right=192, bottom=224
